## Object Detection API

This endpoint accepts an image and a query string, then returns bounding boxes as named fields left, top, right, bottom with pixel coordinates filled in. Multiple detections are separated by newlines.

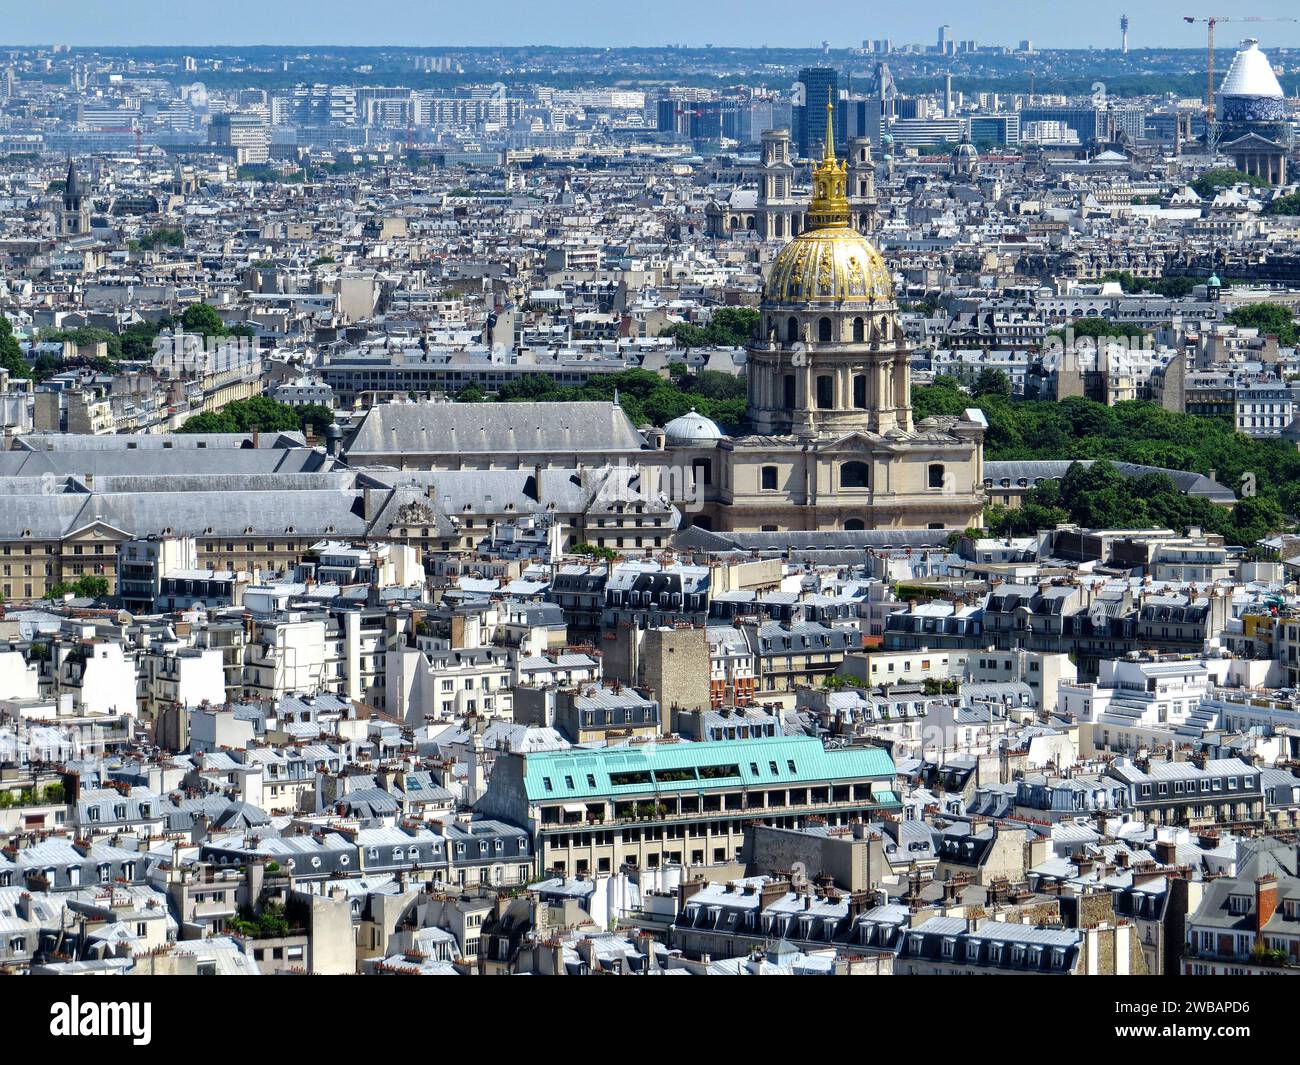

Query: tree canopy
left=1224, top=302, right=1298, bottom=348
left=179, top=396, right=333, bottom=436
left=659, top=306, right=759, bottom=349
left=914, top=379, right=1295, bottom=542
left=1191, top=168, right=1268, bottom=198
left=1263, top=192, right=1300, bottom=217
left=0, top=315, right=28, bottom=380
left=491, top=366, right=746, bottom=432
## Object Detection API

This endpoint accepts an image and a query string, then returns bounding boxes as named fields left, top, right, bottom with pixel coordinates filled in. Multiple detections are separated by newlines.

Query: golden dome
left=763, top=227, right=893, bottom=305
left=762, top=89, right=893, bottom=307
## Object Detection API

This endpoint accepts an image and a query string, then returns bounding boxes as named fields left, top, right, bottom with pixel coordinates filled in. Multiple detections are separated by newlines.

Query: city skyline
left=7, top=0, right=1300, bottom=50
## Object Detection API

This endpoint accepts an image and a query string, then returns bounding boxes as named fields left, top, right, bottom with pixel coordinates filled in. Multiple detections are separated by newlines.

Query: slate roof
left=344, top=401, right=649, bottom=458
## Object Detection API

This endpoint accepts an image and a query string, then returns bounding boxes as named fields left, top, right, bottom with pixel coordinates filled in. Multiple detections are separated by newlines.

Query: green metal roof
left=521, top=736, right=895, bottom=803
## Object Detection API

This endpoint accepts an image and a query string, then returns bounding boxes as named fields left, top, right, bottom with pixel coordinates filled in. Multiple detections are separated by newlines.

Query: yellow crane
left=1182, top=15, right=1297, bottom=152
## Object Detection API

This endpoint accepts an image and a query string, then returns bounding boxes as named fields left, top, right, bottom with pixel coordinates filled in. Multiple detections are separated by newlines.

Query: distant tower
left=756, top=128, right=801, bottom=239
left=846, top=136, right=877, bottom=234
left=1120, top=14, right=1129, bottom=55
left=57, top=158, right=90, bottom=238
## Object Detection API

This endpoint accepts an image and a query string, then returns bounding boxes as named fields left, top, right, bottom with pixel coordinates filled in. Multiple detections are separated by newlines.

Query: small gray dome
left=664, top=408, right=724, bottom=447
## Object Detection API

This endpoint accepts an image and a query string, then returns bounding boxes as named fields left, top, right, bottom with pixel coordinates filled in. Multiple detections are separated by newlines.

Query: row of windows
left=771, top=315, right=893, bottom=345
left=759, top=463, right=945, bottom=491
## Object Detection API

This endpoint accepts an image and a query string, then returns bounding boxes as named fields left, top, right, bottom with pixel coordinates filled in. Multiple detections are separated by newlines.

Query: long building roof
left=515, top=735, right=895, bottom=802
left=343, top=400, right=649, bottom=458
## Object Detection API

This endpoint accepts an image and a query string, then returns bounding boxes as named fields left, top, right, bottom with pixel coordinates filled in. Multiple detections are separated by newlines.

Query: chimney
left=1256, top=875, right=1278, bottom=935
left=848, top=890, right=872, bottom=918
left=190, top=813, right=210, bottom=846
left=759, top=879, right=789, bottom=911
left=677, top=878, right=706, bottom=906
left=1154, top=839, right=1178, bottom=866
left=246, top=858, right=265, bottom=908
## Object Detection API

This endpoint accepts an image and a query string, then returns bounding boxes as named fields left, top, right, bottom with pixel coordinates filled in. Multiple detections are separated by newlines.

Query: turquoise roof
left=1208, top=274, right=1221, bottom=286
left=521, top=736, right=895, bottom=803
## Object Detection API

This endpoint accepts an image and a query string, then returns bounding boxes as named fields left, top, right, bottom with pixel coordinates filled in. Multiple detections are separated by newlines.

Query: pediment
left=816, top=431, right=882, bottom=453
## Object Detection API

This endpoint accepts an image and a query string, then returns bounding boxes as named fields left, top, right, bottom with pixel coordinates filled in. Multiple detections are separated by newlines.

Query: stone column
left=894, top=353, right=910, bottom=423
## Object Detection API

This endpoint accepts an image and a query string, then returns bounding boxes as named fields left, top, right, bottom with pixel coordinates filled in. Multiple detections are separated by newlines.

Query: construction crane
left=1182, top=15, right=1297, bottom=153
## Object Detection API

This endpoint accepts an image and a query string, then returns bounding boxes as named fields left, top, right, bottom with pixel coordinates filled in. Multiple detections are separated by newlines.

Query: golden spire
left=823, top=90, right=835, bottom=163
left=807, top=88, right=849, bottom=230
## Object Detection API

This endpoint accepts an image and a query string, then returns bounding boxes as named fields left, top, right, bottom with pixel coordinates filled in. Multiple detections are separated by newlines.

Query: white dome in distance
left=1220, top=39, right=1284, bottom=99
left=664, top=408, right=724, bottom=447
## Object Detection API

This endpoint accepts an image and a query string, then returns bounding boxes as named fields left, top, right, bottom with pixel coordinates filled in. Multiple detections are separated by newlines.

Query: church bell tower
left=57, top=158, right=90, bottom=238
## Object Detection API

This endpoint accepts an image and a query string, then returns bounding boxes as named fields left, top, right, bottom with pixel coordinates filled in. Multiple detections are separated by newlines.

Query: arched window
left=840, top=461, right=870, bottom=489
left=852, top=317, right=865, bottom=343
left=845, top=518, right=866, bottom=531
left=787, top=317, right=799, bottom=344
left=818, top=317, right=833, bottom=342
left=928, top=464, right=947, bottom=490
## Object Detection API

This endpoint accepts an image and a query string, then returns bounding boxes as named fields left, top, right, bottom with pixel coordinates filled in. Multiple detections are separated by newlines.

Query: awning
left=561, top=802, right=588, bottom=814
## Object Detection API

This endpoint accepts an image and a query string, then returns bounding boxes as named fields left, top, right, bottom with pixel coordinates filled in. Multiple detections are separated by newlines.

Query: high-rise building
left=1018, top=105, right=1142, bottom=144
left=208, top=111, right=270, bottom=164
left=795, top=67, right=844, bottom=159
left=969, top=113, right=1020, bottom=146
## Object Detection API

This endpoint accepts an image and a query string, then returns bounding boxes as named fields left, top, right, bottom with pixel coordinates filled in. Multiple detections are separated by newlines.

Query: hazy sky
left=6, top=0, right=1300, bottom=50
